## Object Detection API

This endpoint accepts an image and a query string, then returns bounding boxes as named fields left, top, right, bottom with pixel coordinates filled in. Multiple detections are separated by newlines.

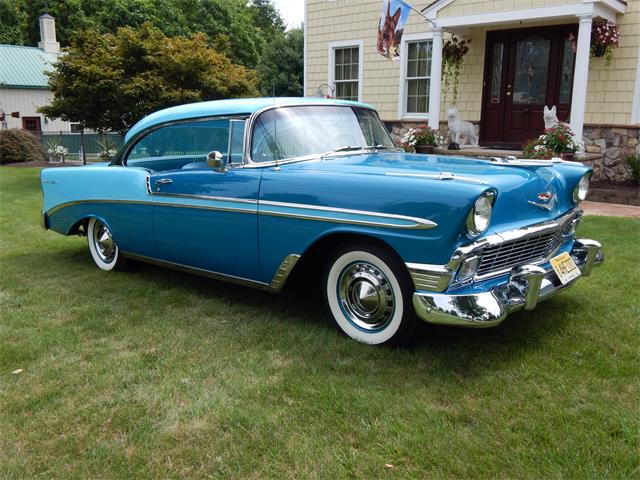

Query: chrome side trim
left=46, top=198, right=257, bottom=217
left=259, top=200, right=437, bottom=230
left=269, top=254, right=301, bottom=293
left=149, top=191, right=258, bottom=204
left=405, top=263, right=453, bottom=292
left=121, top=251, right=271, bottom=290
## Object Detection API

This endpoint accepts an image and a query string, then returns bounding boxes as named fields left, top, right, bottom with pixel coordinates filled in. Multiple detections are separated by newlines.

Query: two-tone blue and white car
left=41, top=98, right=603, bottom=345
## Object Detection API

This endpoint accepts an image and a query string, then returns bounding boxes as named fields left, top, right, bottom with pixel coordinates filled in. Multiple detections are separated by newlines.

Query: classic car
left=41, top=98, right=604, bottom=345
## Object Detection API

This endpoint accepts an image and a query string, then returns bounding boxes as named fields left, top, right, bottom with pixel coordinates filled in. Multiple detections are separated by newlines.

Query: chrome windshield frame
left=241, top=102, right=396, bottom=168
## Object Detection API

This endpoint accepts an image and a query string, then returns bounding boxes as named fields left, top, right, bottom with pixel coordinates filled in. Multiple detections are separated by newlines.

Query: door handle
left=155, top=178, right=172, bottom=191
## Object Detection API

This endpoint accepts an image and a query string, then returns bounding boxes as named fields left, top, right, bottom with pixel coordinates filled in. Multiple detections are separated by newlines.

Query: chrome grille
left=476, top=229, right=563, bottom=277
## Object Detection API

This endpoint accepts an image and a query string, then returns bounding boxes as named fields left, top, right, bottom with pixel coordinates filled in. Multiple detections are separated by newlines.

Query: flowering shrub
left=399, top=125, right=443, bottom=151
left=591, top=20, right=620, bottom=65
left=522, top=139, right=556, bottom=160
left=97, top=134, right=120, bottom=160
left=522, top=123, right=579, bottom=159
left=46, top=142, right=69, bottom=161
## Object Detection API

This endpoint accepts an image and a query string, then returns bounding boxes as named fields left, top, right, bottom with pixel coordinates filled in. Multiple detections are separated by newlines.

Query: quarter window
left=403, top=40, right=432, bottom=115
left=333, top=46, right=360, bottom=101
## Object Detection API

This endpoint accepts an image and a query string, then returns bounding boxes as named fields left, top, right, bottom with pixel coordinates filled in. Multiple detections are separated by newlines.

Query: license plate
left=550, top=252, right=581, bottom=285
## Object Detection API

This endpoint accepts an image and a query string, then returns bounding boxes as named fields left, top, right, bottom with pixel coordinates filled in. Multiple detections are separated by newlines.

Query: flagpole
left=404, top=2, right=438, bottom=28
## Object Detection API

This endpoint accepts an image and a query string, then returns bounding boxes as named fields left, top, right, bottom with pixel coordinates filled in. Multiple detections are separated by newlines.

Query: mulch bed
left=588, top=180, right=639, bottom=206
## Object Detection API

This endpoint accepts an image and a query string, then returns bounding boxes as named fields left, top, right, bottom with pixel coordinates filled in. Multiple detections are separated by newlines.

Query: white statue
left=446, top=107, right=478, bottom=146
left=543, top=105, right=559, bottom=129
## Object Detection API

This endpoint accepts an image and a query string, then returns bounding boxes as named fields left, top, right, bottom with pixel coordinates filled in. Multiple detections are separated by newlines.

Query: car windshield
left=250, top=105, right=397, bottom=163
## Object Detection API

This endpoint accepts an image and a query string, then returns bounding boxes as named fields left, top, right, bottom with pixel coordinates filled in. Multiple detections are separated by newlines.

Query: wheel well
left=68, top=217, right=90, bottom=236
left=286, top=232, right=405, bottom=289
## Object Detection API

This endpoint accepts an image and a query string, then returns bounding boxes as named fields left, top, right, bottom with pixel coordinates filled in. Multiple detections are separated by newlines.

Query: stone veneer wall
left=384, top=121, right=639, bottom=183
left=581, top=126, right=640, bottom=182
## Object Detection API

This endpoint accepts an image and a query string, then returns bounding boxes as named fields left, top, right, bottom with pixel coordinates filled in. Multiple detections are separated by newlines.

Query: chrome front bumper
left=413, top=238, right=604, bottom=327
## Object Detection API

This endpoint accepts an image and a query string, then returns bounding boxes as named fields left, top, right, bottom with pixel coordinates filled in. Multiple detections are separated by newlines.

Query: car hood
left=283, top=152, right=590, bottom=231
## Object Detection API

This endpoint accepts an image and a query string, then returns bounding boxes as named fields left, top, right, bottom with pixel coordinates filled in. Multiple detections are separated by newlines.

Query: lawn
left=0, top=167, right=638, bottom=479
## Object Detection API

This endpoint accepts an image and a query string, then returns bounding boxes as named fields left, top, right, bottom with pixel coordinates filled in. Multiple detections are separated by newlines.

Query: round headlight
left=466, top=193, right=494, bottom=237
left=573, top=174, right=590, bottom=204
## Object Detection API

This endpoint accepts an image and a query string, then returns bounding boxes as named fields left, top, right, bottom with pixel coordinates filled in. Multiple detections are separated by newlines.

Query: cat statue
left=543, top=105, right=559, bottom=129
left=446, top=107, right=478, bottom=146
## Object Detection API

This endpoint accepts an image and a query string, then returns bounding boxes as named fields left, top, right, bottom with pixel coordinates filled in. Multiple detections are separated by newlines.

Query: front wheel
left=323, top=244, right=416, bottom=345
left=87, top=218, right=126, bottom=271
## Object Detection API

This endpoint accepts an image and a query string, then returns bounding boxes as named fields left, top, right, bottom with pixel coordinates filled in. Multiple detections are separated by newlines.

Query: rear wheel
left=87, top=218, right=126, bottom=271
left=323, top=244, right=416, bottom=345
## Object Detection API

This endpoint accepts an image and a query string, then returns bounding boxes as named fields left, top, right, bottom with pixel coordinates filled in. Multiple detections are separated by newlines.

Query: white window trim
left=328, top=40, right=364, bottom=102
left=398, top=32, right=433, bottom=121
left=632, top=45, right=640, bottom=124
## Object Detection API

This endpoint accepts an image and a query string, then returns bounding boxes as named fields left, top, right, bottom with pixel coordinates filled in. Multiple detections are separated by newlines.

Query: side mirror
left=207, top=150, right=226, bottom=173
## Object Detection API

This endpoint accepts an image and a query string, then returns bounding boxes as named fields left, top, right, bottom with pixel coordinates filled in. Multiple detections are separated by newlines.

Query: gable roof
left=0, top=44, right=57, bottom=89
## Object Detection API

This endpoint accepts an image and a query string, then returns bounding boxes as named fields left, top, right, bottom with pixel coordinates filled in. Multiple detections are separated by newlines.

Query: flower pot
left=591, top=44, right=607, bottom=58
left=415, top=144, right=436, bottom=154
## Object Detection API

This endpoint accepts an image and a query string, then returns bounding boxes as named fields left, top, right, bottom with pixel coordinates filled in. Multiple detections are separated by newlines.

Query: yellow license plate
left=550, top=252, right=581, bottom=285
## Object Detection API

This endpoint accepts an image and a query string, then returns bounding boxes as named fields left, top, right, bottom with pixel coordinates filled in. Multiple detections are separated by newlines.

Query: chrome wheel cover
left=92, top=221, right=116, bottom=263
left=337, top=262, right=395, bottom=332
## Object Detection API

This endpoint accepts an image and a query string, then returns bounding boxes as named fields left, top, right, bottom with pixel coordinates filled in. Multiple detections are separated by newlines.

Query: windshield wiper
left=363, top=144, right=401, bottom=152
left=320, top=145, right=365, bottom=159
left=321, top=145, right=401, bottom=159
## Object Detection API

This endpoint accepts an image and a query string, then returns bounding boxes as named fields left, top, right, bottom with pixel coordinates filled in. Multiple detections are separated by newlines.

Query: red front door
left=480, top=25, right=577, bottom=148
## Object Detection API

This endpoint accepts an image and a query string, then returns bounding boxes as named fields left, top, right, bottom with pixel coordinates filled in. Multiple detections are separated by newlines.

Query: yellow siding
left=306, top=0, right=640, bottom=126
left=437, top=0, right=576, bottom=17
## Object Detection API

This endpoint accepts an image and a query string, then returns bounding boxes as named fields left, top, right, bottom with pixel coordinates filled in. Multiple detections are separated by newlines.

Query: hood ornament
left=529, top=191, right=556, bottom=211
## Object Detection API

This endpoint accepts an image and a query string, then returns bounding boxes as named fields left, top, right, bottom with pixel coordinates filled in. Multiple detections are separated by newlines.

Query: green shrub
left=624, top=153, right=640, bottom=183
left=0, top=129, right=47, bottom=164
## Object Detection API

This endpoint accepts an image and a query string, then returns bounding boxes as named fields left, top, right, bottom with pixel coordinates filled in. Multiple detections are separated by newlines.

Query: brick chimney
left=38, top=14, right=60, bottom=54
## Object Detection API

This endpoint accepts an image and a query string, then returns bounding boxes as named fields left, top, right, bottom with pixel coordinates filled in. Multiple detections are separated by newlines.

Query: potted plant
left=522, top=123, right=579, bottom=160
left=97, top=134, right=119, bottom=161
left=46, top=140, right=69, bottom=163
left=400, top=125, right=443, bottom=154
left=591, top=20, right=620, bottom=66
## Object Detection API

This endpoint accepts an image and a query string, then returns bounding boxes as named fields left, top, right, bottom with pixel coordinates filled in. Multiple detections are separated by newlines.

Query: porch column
left=570, top=14, right=593, bottom=141
left=428, top=27, right=443, bottom=130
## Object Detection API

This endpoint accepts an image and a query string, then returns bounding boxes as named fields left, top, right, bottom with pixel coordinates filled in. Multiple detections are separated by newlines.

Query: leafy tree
left=258, top=27, right=304, bottom=97
left=39, top=24, right=259, bottom=134
left=2, top=0, right=280, bottom=68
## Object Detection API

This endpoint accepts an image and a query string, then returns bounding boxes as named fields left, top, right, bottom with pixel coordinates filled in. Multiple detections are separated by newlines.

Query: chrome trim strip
left=121, top=251, right=271, bottom=290
left=46, top=198, right=257, bottom=217
left=259, top=200, right=437, bottom=230
left=150, top=191, right=258, bottom=204
left=269, top=254, right=301, bottom=293
left=385, top=172, right=486, bottom=184
left=405, top=263, right=453, bottom=292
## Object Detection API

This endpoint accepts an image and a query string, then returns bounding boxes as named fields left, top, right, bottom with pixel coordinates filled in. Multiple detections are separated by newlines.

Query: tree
left=39, top=24, right=259, bottom=134
left=1, top=0, right=281, bottom=68
left=258, top=27, right=304, bottom=97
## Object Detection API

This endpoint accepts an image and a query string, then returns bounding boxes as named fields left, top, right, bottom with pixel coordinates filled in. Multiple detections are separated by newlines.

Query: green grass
left=0, top=167, right=638, bottom=479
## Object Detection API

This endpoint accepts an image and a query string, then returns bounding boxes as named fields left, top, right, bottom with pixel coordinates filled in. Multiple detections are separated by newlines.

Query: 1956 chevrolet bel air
left=41, top=98, right=604, bottom=345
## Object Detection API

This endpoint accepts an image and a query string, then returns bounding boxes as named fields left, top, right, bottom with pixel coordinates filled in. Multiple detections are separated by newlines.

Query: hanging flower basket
left=442, top=36, right=471, bottom=106
left=590, top=20, right=620, bottom=66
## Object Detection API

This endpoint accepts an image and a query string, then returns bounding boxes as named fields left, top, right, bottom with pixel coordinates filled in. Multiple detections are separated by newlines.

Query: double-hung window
left=330, top=41, right=362, bottom=101
left=401, top=40, right=432, bottom=117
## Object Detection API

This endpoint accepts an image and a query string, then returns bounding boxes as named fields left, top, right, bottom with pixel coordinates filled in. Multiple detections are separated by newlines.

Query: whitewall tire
left=87, top=218, right=125, bottom=271
left=323, top=244, right=416, bottom=345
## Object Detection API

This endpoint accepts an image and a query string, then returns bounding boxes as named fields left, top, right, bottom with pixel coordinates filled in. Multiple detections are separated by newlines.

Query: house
left=0, top=14, right=74, bottom=136
left=304, top=0, right=639, bottom=181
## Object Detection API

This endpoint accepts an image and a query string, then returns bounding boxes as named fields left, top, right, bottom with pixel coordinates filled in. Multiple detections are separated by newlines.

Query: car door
left=144, top=118, right=263, bottom=281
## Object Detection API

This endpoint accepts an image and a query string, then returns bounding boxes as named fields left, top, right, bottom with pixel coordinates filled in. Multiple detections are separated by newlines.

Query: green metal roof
left=0, top=44, right=57, bottom=89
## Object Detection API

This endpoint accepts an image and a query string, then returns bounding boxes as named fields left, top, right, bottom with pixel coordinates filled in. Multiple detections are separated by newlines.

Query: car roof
left=124, top=97, right=375, bottom=143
